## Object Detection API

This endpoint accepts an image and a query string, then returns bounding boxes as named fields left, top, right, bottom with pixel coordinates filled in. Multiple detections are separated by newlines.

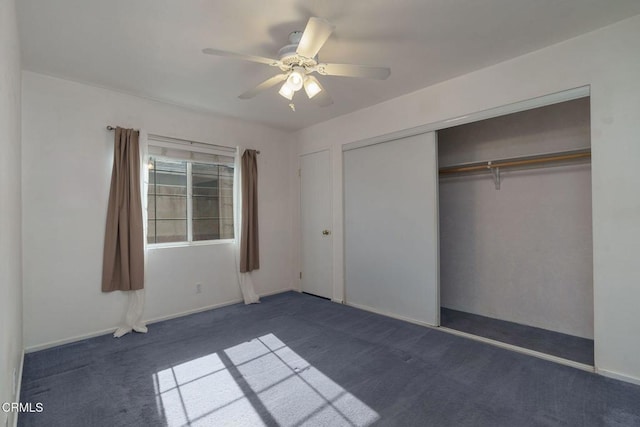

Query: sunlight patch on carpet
left=154, top=333, right=379, bottom=426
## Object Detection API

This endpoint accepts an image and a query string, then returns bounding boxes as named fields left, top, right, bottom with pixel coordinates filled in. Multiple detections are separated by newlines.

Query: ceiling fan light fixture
left=287, top=67, right=305, bottom=91
left=304, top=76, right=322, bottom=99
left=278, top=81, right=295, bottom=100
left=202, top=16, right=388, bottom=108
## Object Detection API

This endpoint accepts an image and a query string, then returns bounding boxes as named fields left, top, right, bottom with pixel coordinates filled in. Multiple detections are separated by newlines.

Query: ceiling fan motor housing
left=277, top=44, right=299, bottom=61
left=277, top=31, right=318, bottom=70
left=288, top=30, right=303, bottom=44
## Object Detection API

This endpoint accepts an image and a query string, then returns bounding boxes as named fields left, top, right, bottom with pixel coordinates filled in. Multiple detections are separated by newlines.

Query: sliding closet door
left=344, top=132, right=439, bottom=325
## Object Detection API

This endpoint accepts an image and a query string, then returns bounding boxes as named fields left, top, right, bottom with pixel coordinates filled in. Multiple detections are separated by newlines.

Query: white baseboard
left=142, top=297, right=244, bottom=326
left=25, top=325, right=132, bottom=353
left=345, top=301, right=435, bottom=328
left=596, top=368, right=640, bottom=386
left=259, top=287, right=295, bottom=298
left=142, top=287, right=294, bottom=326
left=438, top=326, right=595, bottom=372
left=25, top=288, right=295, bottom=353
left=343, top=301, right=595, bottom=373
left=321, top=299, right=640, bottom=386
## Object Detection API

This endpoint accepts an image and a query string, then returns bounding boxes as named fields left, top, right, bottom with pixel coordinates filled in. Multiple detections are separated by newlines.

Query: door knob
left=322, top=230, right=331, bottom=235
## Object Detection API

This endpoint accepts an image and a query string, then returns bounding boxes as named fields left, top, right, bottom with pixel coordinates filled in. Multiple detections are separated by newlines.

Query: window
left=147, top=143, right=234, bottom=245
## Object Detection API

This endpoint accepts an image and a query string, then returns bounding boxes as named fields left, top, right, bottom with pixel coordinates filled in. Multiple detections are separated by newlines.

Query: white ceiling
left=17, top=1, right=640, bottom=131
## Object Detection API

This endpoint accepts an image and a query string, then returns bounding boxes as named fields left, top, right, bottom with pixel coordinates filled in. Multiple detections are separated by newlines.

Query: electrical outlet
left=196, top=283, right=202, bottom=294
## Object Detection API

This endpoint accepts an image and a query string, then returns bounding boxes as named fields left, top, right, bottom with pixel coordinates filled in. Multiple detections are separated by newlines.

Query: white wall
left=294, top=15, right=640, bottom=382
left=0, top=0, right=23, bottom=424
left=438, top=99, right=593, bottom=339
left=437, top=98, right=591, bottom=167
left=22, top=72, right=294, bottom=350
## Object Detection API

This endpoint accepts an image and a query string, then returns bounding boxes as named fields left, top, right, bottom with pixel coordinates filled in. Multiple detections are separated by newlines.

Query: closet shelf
left=438, top=148, right=591, bottom=176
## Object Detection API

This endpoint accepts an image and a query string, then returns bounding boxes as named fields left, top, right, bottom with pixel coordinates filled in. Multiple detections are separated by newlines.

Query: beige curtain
left=240, top=149, right=259, bottom=273
left=102, top=127, right=145, bottom=292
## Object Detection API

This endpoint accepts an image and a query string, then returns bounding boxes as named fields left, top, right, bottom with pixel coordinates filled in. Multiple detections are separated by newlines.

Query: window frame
left=146, top=149, right=236, bottom=248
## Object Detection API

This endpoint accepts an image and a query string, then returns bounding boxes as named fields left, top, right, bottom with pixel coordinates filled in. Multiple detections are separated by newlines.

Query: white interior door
left=300, top=150, right=333, bottom=299
left=343, top=132, right=440, bottom=325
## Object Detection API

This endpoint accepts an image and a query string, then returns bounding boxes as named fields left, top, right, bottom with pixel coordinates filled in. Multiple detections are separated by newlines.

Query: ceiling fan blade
left=296, top=17, right=336, bottom=59
left=238, top=74, right=288, bottom=99
left=202, top=48, right=280, bottom=67
left=318, top=63, right=391, bottom=80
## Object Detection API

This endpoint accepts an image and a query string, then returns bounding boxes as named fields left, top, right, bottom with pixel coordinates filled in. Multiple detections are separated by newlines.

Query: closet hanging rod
left=439, top=149, right=590, bottom=175
left=105, top=125, right=259, bottom=154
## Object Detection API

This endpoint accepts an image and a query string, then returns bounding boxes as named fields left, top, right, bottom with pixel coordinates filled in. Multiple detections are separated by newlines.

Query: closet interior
left=437, top=97, right=594, bottom=365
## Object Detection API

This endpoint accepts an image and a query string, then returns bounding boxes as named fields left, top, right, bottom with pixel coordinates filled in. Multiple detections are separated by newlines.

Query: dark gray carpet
left=441, top=307, right=595, bottom=365
left=19, top=292, right=640, bottom=427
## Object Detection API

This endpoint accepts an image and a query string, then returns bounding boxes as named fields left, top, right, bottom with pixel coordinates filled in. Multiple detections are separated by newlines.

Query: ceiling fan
left=202, top=17, right=391, bottom=108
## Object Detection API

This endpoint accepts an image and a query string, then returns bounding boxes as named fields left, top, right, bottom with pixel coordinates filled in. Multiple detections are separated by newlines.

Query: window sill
left=147, top=239, right=235, bottom=250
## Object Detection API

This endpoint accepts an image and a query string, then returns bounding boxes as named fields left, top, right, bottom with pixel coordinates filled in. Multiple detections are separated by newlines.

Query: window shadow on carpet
left=153, top=333, right=379, bottom=427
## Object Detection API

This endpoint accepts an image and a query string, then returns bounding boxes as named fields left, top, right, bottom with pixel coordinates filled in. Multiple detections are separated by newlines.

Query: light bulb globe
left=278, top=82, right=295, bottom=100
left=287, top=67, right=305, bottom=91
left=304, top=76, right=322, bottom=99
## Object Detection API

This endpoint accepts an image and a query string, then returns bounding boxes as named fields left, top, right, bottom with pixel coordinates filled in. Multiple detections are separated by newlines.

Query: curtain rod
left=105, top=126, right=259, bottom=154
left=439, top=149, right=591, bottom=175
